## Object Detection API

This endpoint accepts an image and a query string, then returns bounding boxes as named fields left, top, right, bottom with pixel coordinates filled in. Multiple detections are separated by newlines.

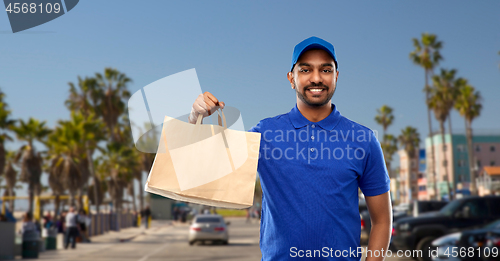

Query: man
left=64, top=206, right=80, bottom=249
left=189, top=37, right=392, bottom=261
left=141, top=206, right=151, bottom=228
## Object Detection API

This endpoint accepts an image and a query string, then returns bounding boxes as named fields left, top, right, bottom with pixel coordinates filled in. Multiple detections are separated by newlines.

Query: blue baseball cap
left=290, top=36, right=338, bottom=72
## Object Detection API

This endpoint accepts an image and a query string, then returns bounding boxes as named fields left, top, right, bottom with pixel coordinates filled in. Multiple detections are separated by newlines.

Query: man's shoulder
left=260, top=112, right=290, bottom=125
left=249, top=111, right=290, bottom=132
left=338, top=114, right=376, bottom=135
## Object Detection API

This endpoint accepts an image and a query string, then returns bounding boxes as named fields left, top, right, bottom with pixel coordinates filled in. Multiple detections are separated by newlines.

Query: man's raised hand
left=188, top=92, right=225, bottom=124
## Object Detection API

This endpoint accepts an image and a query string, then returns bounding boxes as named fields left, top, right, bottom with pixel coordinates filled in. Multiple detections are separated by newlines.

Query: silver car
left=188, top=214, right=229, bottom=245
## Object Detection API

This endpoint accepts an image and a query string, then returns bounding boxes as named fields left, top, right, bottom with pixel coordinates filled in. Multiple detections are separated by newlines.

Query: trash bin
left=0, top=222, right=16, bottom=260
left=42, top=227, right=57, bottom=250
left=22, top=230, right=40, bottom=259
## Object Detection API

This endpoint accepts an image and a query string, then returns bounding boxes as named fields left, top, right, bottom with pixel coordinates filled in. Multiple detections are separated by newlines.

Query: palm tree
left=66, top=77, right=107, bottom=213
left=97, top=142, right=138, bottom=212
left=47, top=111, right=105, bottom=209
left=428, top=69, right=458, bottom=200
left=410, top=33, right=443, bottom=200
left=11, top=118, right=51, bottom=214
left=398, top=126, right=421, bottom=203
left=0, top=89, right=16, bottom=178
left=375, top=105, right=396, bottom=175
left=375, top=105, right=395, bottom=139
left=3, top=151, right=19, bottom=212
left=46, top=119, right=82, bottom=208
left=454, top=80, right=482, bottom=196
left=94, top=68, right=132, bottom=143
left=65, top=77, right=99, bottom=117
left=133, top=121, right=157, bottom=212
left=46, top=156, right=66, bottom=215
left=381, top=134, right=398, bottom=178
left=87, top=175, right=106, bottom=209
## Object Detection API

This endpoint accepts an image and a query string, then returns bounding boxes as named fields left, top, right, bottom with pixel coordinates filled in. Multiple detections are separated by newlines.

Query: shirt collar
left=289, top=103, right=342, bottom=131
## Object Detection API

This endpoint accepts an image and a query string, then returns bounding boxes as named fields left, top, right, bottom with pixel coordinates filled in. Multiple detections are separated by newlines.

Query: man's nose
left=310, top=70, right=322, bottom=85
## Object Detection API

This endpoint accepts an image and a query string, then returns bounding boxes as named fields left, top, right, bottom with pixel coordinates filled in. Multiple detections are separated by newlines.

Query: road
left=37, top=217, right=413, bottom=261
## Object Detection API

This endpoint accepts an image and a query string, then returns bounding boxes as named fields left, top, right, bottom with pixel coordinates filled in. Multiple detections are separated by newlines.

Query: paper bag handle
left=195, top=108, right=227, bottom=129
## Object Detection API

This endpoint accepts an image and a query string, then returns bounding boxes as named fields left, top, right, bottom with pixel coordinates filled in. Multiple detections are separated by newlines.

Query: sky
left=1, top=1, right=499, bottom=207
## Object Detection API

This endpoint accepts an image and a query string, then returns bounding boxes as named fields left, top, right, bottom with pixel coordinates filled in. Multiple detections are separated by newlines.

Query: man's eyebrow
left=297, top=62, right=334, bottom=67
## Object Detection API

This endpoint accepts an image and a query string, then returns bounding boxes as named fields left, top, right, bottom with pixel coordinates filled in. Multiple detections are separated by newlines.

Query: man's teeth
left=309, top=89, right=324, bottom=92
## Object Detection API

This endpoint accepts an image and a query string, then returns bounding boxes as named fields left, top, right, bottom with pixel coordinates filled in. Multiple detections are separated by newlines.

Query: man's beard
left=295, top=80, right=336, bottom=107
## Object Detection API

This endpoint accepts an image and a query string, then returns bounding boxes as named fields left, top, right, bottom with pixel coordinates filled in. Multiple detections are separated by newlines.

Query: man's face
left=287, top=49, right=339, bottom=107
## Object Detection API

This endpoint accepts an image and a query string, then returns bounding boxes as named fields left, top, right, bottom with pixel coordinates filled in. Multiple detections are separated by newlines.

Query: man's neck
left=296, top=101, right=333, bottom=122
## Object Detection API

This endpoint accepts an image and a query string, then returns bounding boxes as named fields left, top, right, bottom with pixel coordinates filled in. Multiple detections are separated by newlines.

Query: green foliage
left=398, top=126, right=420, bottom=159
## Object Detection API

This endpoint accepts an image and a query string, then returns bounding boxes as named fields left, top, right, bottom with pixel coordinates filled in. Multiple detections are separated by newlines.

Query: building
left=416, top=149, right=428, bottom=200
left=477, top=166, right=500, bottom=196
left=398, top=148, right=421, bottom=204
left=425, top=133, right=500, bottom=200
left=149, top=193, right=174, bottom=219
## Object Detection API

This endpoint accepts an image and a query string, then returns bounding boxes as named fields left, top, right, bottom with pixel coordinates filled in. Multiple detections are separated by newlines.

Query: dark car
left=431, top=219, right=500, bottom=261
left=360, top=200, right=447, bottom=245
left=392, top=196, right=500, bottom=261
left=484, top=229, right=500, bottom=261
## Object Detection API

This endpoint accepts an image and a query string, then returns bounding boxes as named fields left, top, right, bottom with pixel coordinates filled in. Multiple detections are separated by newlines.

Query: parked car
left=431, top=219, right=500, bottom=261
left=188, top=214, right=229, bottom=245
left=483, top=230, right=500, bottom=261
left=360, top=200, right=446, bottom=245
left=392, top=196, right=500, bottom=261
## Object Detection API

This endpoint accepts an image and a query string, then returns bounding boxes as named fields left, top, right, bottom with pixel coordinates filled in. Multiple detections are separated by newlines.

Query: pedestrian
left=64, top=206, right=80, bottom=249
left=188, top=36, right=392, bottom=261
left=56, top=212, right=65, bottom=234
left=19, top=212, right=37, bottom=235
left=43, top=211, right=53, bottom=229
left=141, top=206, right=151, bottom=228
left=173, top=207, right=179, bottom=221
left=77, top=209, right=90, bottom=243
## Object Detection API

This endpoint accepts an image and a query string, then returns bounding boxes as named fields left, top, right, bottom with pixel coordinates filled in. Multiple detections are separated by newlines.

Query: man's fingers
left=219, top=101, right=225, bottom=109
left=204, top=92, right=220, bottom=106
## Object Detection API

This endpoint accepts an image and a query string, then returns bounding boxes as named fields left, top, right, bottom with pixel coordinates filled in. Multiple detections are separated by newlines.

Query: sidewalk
left=20, top=220, right=173, bottom=260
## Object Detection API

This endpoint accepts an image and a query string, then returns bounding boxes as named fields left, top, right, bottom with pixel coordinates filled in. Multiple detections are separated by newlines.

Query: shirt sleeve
left=358, top=130, right=391, bottom=197
left=248, top=120, right=262, bottom=133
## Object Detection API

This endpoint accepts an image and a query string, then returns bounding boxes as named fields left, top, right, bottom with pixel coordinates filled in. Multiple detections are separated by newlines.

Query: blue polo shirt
left=249, top=103, right=390, bottom=260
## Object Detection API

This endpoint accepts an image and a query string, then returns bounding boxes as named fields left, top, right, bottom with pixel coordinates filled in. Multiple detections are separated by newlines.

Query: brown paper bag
left=145, top=109, right=261, bottom=209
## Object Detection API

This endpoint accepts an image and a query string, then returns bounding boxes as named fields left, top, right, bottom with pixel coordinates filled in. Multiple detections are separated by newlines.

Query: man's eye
left=300, top=69, right=309, bottom=73
left=323, top=69, right=332, bottom=73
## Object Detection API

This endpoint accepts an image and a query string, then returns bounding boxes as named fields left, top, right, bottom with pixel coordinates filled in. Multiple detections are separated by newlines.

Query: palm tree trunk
left=425, top=69, right=439, bottom=200
left=408, top=152, right=412, bottom=203
left=448, top=116, right=453, bottom=135
left=86, top=142, right=100, bottom=213
left=28, top=182, right=34, bottom=214
left=465, top=119, right=476, bottom=195
left=77, top=188, right=84, bottom=210
left=138, top=174, right=144, bottom=213
left=8, top=188, right=14, bottom=213
left=55, top=195, right=60, bottom=216
left=130, top=182, right=137, bottom=213
left=69, top=191, right=76, bottom=207
left=447, top=115, right=457, bottom=197
left=439, top=120, right=453, bottom=201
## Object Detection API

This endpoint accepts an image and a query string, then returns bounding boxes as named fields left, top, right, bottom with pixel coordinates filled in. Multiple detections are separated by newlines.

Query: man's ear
left=287, top=71, right=295, bottom=89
